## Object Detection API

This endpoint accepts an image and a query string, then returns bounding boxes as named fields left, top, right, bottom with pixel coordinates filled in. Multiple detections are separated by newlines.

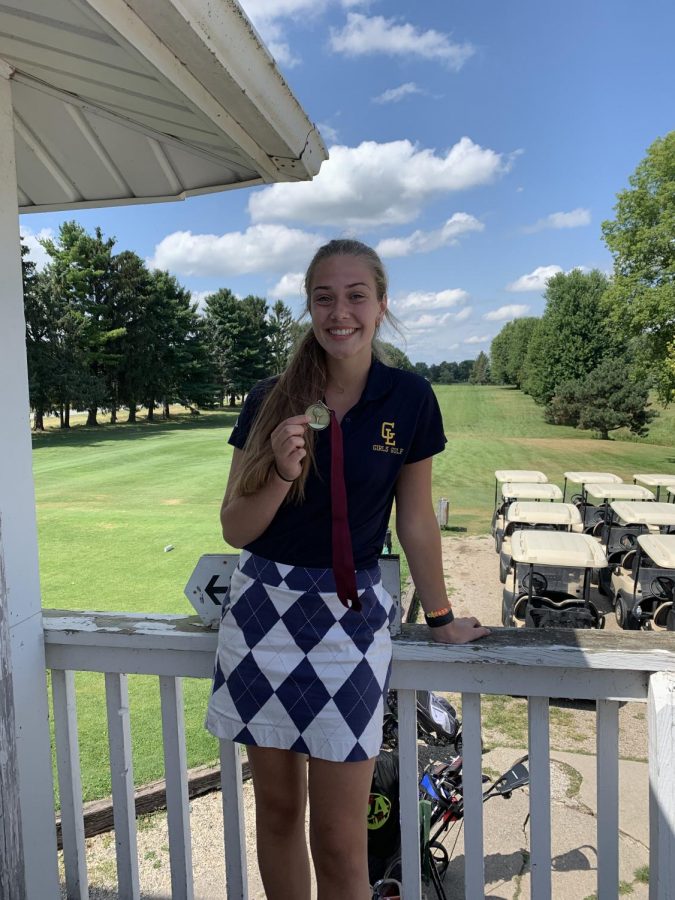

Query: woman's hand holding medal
left=270, top=402, right=331, bottom=483
left=270, top=414, right=310, bottom=482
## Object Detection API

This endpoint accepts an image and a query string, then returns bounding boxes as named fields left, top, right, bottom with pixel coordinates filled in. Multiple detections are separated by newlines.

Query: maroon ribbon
left=330, top=410, right=361, bottom=611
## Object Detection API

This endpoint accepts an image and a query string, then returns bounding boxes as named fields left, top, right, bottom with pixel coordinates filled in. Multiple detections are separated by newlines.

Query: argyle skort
left=206, top=551, right=394, bottom=761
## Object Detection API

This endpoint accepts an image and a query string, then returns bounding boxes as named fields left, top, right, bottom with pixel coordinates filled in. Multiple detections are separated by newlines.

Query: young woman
left=206, top=239, right=489, bottom=900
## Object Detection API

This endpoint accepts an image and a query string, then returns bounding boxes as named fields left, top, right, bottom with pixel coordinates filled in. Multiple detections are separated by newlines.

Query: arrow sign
left=184, top=554, right=239, bottom=626
left=205, top=574, right=229, bottom=606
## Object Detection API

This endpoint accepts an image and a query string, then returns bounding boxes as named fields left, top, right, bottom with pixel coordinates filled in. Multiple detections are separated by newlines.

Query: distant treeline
left=21, top=222, right=488, bottom=430
left=22, top=222, right=303, bottom=429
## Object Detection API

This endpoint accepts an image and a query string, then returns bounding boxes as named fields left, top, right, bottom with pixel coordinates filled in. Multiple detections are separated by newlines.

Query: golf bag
left=382, top=690, right=461, bottom=750
left=367, top=750, right=401, bottom=883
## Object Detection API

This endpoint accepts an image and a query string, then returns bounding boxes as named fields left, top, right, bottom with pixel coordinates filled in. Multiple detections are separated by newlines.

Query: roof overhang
left=2, top=0, right=327, bottom=214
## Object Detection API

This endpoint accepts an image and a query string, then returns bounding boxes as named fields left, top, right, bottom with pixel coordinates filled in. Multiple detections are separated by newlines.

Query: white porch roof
left=2, top=0, right=327, bottom=214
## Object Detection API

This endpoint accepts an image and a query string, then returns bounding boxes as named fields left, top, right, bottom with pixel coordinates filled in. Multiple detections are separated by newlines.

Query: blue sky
left=19, top=0, right=675, bottom=364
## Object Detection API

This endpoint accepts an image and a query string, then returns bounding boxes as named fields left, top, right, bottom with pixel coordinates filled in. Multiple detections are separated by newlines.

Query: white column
left=0, top=65, right=60, bottom=898
left=648, top=672, right=675, bottom=900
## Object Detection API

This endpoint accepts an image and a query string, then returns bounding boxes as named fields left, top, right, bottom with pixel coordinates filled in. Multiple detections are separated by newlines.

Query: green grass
left=431, top=385, right=675, bottom=533
left=33, top=387, right=675, bottom=802
left=34, top=411, right=237, bottom=802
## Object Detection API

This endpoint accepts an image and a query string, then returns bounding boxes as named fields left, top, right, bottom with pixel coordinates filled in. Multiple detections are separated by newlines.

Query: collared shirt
left=229, top=359, right=447, bottom=569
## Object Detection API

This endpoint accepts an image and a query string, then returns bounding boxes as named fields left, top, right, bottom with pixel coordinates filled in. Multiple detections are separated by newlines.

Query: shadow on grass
left=31, top=410, right=240, bottom=449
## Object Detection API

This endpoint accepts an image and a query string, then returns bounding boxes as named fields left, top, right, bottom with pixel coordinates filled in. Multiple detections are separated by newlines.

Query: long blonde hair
left=231, top=239, right=393, bottom=501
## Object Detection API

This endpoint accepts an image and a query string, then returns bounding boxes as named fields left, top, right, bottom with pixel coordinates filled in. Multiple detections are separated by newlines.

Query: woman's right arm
left=220, top=414, right=308, bottom=547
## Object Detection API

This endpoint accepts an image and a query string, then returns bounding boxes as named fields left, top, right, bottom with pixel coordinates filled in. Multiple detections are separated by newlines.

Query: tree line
left=489, top=131, right=674, bottom=439
left=21, top=222, right=488, bottom=429
left=21, top=222, right=302, bottom=429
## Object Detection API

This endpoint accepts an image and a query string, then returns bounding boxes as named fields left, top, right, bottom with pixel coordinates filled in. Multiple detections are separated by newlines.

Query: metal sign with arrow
left=185, top=554, right=402, bottom=632
left=183, top=554, right=239, bottom=626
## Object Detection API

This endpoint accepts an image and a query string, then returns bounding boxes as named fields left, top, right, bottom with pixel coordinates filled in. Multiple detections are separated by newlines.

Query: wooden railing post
left=648, top=671, right=675, bottom=900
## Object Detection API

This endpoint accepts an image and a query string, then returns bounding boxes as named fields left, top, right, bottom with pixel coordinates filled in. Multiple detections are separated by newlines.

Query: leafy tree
left=413, top=361, right=430, bottom=379
left=426, top=360, right=475, bottom=383
left=22, top=244, right=56, bottom=430
left=268, top=300, right=296, bottom=374
left=204, top=290, right=271, bottom=405
left=521, top=269, right=617, bottom=404
left=379, top=342, right=414, bottom=371
left=602, top=131, right=675, bottom=401
left=111, top=251, right=154, bottom=422
left=546, top=358, right=656, bottom=440
left=141, top=270, right=216, bottom=420
left=41, top=222, right=120, bottom=425
left=490, top=317, right=539, bottom=387
left=469, top=351, right=490, bottom=384
left=457, top=359, right=474, bottom=382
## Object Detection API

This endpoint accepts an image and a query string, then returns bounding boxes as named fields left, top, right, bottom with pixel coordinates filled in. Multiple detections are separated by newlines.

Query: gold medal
left=305, top=401, right=331, bottom=430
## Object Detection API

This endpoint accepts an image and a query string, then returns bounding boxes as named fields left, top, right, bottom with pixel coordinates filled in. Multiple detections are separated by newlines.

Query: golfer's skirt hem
left=206, top=550, right=394, bottom=763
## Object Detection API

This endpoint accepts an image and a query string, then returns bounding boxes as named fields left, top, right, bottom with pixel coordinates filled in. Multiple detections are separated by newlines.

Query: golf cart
left=498, top=501, right=583, bottom=584
left=580, top=482, right=654, bottom=534
left=502, top=530, right=607, bottom=629
left=494, top=482, right=562, bottom=553
left=562, top=471, right=622, bottom=504
left=491, top=470, right=548, bottom=537
left=633, top=473, right=675, bottom=502
left=596, top=500, right=675, bottom=596
left=611, top=533, right=675, bottom=631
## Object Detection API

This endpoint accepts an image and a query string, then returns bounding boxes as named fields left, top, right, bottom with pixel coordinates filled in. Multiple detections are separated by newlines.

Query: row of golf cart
left=492, top=470, right=675, bottom=632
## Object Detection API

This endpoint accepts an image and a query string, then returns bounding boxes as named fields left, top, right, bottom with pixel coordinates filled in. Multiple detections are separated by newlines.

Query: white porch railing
left=43, top=611, right=675, bottom=900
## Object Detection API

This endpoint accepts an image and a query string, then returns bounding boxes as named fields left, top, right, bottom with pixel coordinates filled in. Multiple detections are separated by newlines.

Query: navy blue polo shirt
left=228, top=359, right=447, bottom=569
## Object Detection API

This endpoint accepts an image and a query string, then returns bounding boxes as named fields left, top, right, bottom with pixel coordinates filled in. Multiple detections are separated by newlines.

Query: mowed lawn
left=432, top=385, right=675, bottom=533
left=33, top=387, right=675, bottom=801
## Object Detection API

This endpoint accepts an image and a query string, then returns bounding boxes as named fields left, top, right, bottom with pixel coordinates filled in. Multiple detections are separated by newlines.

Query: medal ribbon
left=330, top=410, right=361, bottom=611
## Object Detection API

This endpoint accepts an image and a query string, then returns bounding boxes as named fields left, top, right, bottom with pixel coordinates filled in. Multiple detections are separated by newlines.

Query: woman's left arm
left=395, top=458, right=490, bottom=644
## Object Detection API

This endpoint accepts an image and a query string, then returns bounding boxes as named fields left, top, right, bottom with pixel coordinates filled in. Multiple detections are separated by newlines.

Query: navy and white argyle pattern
left=206, top=551, right=395, bottom=761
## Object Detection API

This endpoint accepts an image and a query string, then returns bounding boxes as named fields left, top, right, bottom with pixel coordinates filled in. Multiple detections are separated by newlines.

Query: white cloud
left=266, top=38, right=299, bottom=67
left=249, top=138, right=509, bottom=228
left=524, top=207, right=591, bottom=233
left=483, top=304, right=531, bottom=321
left=271, top=272, right=305, bottom=300
left=376, top=213, right=483, bottom=258
left=20, top=226, right=54, bottom=270
left=506, top=265, right=563, bottom=293
left=330, top=13, right=474, bottom=70
left=244, top=0, right=322, bottom=17
left=317, top=121, right=339, bottom=144
left=373, top=82, right=424, bottom=104
left=239, top=2, right=315, bottom=67
left=464, top=334, right=490, bottom=344
left=148, top=225, right=322, bottom=277
left=454, top=306, right=472, bottom=322
left=394, top=289, right=469, bottom=312
left=404, top=312, right=456, bottom=331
